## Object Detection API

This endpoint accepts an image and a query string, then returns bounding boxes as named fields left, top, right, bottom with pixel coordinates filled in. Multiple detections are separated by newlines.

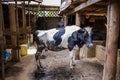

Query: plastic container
left=20, top=44, right=27, bottom=56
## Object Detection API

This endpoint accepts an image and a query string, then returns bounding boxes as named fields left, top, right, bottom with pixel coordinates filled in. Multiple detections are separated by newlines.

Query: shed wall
left=35, top=17, right=61, bottom=30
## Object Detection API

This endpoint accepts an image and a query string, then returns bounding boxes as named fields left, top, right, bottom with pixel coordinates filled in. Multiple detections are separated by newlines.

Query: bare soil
left=5, top=48, right=103, bottom=80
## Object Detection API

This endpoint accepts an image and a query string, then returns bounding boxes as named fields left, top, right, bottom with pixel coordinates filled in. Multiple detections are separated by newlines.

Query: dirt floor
left=5, top=47, right=104, bottom=80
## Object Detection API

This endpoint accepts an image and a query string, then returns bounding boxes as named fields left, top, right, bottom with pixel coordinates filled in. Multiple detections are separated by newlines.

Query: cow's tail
left=33, top=32, right=38, bottom=49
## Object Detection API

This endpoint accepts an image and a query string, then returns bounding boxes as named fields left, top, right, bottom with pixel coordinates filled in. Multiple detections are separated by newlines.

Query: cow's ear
left=78, top=29, right=85, bottom=34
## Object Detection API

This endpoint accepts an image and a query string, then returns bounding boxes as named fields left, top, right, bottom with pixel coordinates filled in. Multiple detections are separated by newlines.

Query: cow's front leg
left=69, top=50, right=75, bottom=69
left=74, top=48, right=80, bottom=60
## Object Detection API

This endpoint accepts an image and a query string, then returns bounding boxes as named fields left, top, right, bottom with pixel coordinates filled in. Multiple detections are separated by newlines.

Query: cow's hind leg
left=69, top=50, right=75, bottom=69
left=41, top=48, right=48, bottom=58
left=35, top=51, right=43, bottom=70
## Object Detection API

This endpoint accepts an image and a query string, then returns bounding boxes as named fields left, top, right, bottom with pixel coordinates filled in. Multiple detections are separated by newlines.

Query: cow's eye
left=84, top=34, right=88, bottom=39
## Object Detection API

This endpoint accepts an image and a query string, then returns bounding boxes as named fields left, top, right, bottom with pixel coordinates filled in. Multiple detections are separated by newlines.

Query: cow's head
left=77, top=27, right=93, bottom=47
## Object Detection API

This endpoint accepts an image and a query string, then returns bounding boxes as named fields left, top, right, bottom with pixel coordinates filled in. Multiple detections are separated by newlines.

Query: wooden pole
left=0, top=0, right=5, bottom=80
left=22, top=0, right=26, bottom=28
left=9, top=4, right=17, bottom=46
left=28, top=0, right=30, bottom=27
left=103, top=0, right=120, bottom=80
left=64, top=15, right=68, bottom=26
left=75, top=12, right=80, bottom=26
left=75, top=12, right=81, bottom=60
left=15, top=0, right=21, bottom=61
left=28, top=0, right=31, bottom=45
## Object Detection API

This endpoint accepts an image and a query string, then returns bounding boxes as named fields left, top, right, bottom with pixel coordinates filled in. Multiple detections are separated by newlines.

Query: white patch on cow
left=84, top=27, right=92, bottom=36
left=37, top=30, right=47, bottom=37
left=84, top=27, right=93, bottom=47
left=41, top=49, right=47, bottom=56
left=37, top=29, right=59, bottom=46
left=46, top=28, right=59, bottom=41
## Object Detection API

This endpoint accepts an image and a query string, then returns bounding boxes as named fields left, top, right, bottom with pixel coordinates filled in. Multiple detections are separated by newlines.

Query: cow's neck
left=74, top=40, right=84, bottom=48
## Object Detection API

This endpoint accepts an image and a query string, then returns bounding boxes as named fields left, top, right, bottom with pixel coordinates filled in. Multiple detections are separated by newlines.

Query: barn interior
left=0, top=0, right=120, bottom=80
left=0, top=0, right=61, bottom=79
left=59, top=0, right=120, bottom=80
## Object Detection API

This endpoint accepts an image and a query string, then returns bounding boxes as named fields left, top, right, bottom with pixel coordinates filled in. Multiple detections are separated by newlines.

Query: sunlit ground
left=28, top=48, right=36, bottom=55
left=27, top=45, right=36, bottom=55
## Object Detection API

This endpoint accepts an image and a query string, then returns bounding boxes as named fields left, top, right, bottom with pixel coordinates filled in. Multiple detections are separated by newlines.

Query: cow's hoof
left=70, top=64, right=75, bottom=70
left=70, top=67, right=75, bottom=71
left=37, top=66, right=45, bottom=72
left=34, top=70, right=45, bottom=78
left=70, top=66, right=74, bottom=70
left=73, top=64, right=76, bottom=67
left=40, top=55, right=46, bottom=59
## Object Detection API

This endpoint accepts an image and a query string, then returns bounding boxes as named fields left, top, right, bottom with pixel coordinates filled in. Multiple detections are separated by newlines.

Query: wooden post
left=9, top=4, right=17, bottom=46
left=0, top=0, right=5, bottom=80
left=28, top=0, right=30, bottom=27
left=81, top=15, right=85, bottom=25
left=28, top=0, right=31, bottom=46
left=75, top=12, right=80, bottom=26
left=64, top=15, right=68, bottom=26
left=22, top=0, right=26, bottom=28
left=15, top=0, right=21, bottom=61
left=75, top=12, right=81, bottom=60
left=103, top=0, right=120, bottom=80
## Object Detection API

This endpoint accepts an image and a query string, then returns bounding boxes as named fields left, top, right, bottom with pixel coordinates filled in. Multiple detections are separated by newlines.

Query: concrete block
left=79, top=41, right=105, bottom=58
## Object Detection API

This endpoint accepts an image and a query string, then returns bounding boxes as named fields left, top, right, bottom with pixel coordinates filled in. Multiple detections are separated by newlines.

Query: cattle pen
left=0, top=0, right=120, bottom=80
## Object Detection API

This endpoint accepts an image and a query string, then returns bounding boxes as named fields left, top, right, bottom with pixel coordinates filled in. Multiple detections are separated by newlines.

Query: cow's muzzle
left=87, top=43, right=93, bottom=47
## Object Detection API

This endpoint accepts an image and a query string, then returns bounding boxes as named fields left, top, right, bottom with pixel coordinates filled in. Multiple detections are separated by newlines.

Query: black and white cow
left=33, top=25, right=93, bottom=69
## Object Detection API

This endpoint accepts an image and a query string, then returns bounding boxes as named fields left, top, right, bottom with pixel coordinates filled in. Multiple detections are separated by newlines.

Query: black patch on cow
left=33, top=31, right=40, bottom=43
left=53, top=28, right=65, bottom=46
left=34, top=31, right=39, bottom=37
left=68, top=31, right=84, bottom=51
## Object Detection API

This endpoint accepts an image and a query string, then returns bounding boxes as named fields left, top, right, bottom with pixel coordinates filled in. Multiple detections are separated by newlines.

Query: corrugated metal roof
left=2, top=0, right=61, bottom=7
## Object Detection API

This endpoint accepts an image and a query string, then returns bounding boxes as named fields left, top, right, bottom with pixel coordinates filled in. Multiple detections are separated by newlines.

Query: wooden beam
left=72, top=0, right=87, bottom=5
left=103, top=0, right=120, bottom=80
left=69, top=0, right=102, bottom=14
